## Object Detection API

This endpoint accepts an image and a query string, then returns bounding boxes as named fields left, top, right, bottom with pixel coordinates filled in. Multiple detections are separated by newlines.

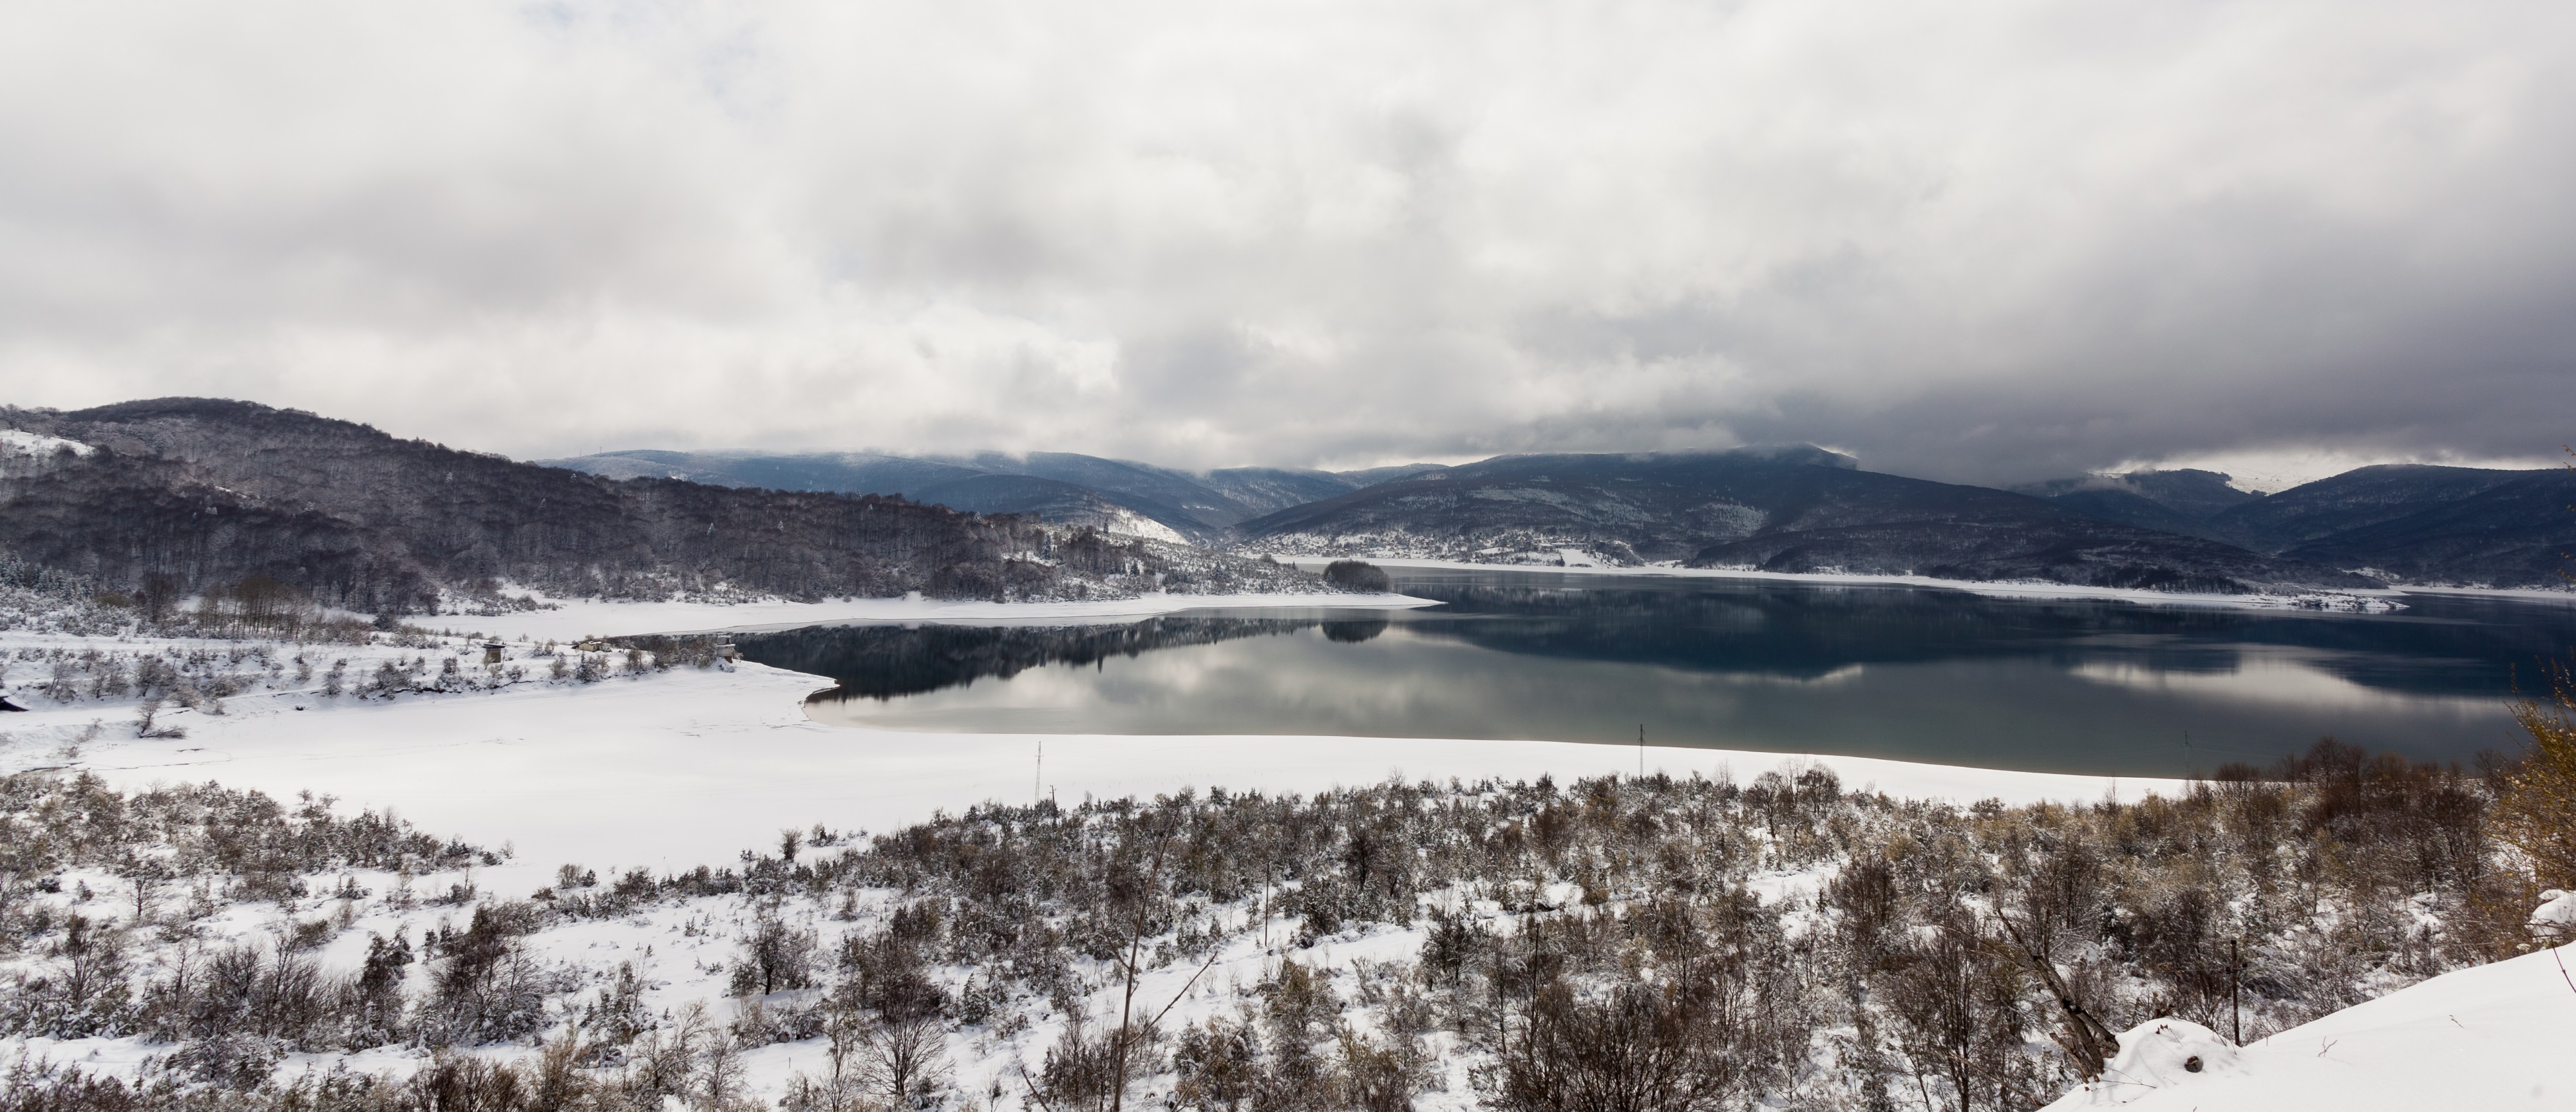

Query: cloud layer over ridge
left=1, top=0, right=2570, bottom=482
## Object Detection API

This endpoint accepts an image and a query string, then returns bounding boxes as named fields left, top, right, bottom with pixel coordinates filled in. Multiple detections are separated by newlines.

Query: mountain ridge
left=2023, top=463, right=2576, bottom=587
left=1235, top=448, right=2370, bottom=592
left=0, top=399, right=1317, bottom=614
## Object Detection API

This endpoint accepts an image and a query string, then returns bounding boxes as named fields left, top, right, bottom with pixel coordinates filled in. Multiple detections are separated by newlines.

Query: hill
left=0, top=399, right=1315, bottom=616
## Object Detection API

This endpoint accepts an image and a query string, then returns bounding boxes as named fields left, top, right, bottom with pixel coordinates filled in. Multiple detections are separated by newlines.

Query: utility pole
left=1638, top=723, right=1645, bottom=780
left=1035, top=739, right=1043, bottom=806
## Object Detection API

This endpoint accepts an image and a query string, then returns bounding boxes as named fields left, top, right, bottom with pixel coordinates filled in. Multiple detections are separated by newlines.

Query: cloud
left=1, top=0, right=2570, bottom=482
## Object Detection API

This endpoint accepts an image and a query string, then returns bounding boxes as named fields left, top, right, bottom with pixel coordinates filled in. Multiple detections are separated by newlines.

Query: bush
left=2497, top=659, right=2576, bottom=888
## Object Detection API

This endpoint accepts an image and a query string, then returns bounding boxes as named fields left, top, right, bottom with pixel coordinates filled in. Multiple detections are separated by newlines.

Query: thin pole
left=2231, top=938, right=2241, bottom=1044
left=1638, top=723, right=1645, bottom=779
left=1035, top=739, right=1043, bottom=806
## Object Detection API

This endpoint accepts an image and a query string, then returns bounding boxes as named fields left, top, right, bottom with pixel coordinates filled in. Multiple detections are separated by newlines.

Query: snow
left=1271, top=557, right=2410, bottom=612
left=2387, top=583, right=2576, bottom=603
left=2076, top=1019, right=2250, bottom=1101
left=2045, top=944, right=2576, bottom=1111
left=1103, top=507, right=1189, bottom=543
left=0, top=429, right=95, bottom=458
left=2533, top=889, right=2576, bottom=939
left=435, top=589, right=1436, bottom=642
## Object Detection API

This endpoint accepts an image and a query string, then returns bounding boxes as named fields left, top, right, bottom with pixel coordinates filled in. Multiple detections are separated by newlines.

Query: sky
left=1, top=0, right=2570, bottom=486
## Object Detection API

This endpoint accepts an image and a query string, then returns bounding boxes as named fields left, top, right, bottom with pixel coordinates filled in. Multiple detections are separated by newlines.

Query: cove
left=734, top=568, right=2576, bottom=777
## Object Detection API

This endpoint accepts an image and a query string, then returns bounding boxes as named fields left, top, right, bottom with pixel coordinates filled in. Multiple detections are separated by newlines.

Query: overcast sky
left=2, top=0, right=2570, bottom=484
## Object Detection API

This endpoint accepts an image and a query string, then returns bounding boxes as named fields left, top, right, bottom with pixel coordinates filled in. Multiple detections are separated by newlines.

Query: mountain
left=544, top=449, right=1448, bottom=543
left=2014, top=469, right=2263, bottom=541
left=2201, top=464, right=2533, bottom=552
left=1236, top=448, right=2370, bottom=592
left=0, top=399, right=1312, bottom=615
left=2259, top=466, right=2576, bottom=586
left=2027, top=463, right=2576, bottom=587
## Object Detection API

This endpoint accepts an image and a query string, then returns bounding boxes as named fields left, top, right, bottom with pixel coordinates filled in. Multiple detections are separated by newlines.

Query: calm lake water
left=735, top=569, right=2576, bottom=776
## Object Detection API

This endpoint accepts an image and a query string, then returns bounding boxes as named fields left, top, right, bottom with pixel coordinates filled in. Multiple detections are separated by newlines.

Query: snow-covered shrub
left=0, top=741, right=2528, bottom=1110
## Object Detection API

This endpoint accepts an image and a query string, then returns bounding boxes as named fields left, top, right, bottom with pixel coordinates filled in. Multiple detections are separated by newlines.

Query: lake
left=734, top=569, right=2576, bottom=776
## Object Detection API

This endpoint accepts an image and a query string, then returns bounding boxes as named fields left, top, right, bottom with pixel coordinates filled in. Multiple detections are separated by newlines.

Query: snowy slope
left=2047, top=944, right=2576, bottom=1111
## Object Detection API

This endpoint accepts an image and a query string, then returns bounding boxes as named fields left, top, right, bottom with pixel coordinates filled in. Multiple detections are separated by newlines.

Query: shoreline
left=1271, top=556, right=2565, bottom=611
left=4, top=643, right=2186, bottom=892
left=436, top=588, right=1440, bottom=641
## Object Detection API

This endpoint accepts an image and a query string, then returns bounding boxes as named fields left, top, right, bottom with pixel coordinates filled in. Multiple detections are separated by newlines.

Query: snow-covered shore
left=0, top=590, right=2182, bottom=897
left=438, top=588, right=1439, bottom=643
left=1274, top=556, right=2425, bottom=612
left=3, top=654, right=2184, bottom=900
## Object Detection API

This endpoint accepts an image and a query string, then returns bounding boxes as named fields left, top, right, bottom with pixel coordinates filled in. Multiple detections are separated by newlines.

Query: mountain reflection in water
left=732, top=570, right=2576, bottom=776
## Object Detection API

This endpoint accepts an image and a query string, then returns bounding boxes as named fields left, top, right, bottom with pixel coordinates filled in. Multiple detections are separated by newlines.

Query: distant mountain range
left=1232, top=448, right=2374, bottom=592
left=0, top=399, right=1316, bottom=616
left=2012, top=464, right=2576, bottom=587
left=545, top=449, right=1450, bottom=545
left=7, top=400, right=2563, bottom=607
left=555, top=445, right=2575, bottom=592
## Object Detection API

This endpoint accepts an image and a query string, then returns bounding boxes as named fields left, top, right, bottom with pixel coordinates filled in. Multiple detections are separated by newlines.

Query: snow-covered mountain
left=1235, top=447, right=2372, bottom=593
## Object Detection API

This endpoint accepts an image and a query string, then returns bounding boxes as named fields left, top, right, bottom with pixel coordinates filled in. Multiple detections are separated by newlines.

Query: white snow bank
left=2043, top=945, right=2576, bottom=1110
left=439, top=589, right=1435, bottom=641
left=2533, top=889, right=2576, bottom=939
left=15, top=658, right=2182, bottom=897
left=1275, top=557, right=2406, bottom=612
left=2054, top=1019, right=2247, bottom=1106
left=0, top=429, right=94, bottom=458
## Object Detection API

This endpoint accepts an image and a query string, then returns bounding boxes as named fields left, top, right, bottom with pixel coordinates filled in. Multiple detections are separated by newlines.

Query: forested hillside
left=0, top=400, right=1315, bottom=616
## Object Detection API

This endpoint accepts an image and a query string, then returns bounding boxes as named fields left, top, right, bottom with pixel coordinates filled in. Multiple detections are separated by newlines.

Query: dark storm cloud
left=0, top=0, right=2569, bottom=483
